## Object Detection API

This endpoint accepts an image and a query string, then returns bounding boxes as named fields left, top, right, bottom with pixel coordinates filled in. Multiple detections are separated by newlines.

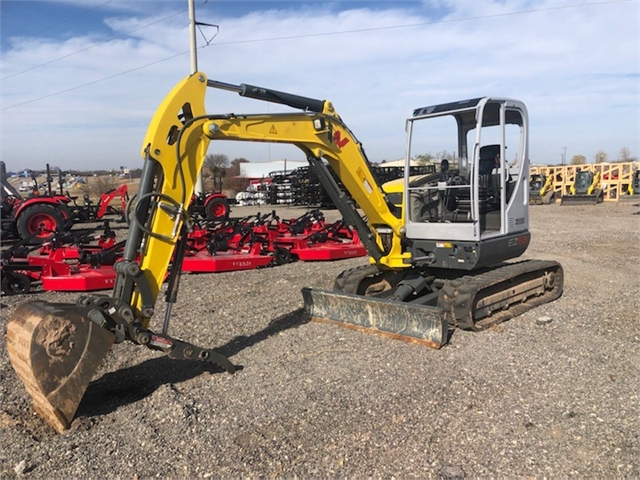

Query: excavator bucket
left=6, top=301, right=115, bottom=433
left=301, top=287, right=448, bottom=349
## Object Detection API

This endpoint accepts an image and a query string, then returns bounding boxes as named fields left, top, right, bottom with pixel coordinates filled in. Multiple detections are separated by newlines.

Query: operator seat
left=435, top=145, right=503, bottom=221
left=478, top=144, right=501, bottom=210
left=479, top=144, right=500, bottom=175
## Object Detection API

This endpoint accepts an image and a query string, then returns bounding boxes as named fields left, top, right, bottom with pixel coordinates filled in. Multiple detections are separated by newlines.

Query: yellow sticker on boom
left=356, top=168, right=373, bottom=194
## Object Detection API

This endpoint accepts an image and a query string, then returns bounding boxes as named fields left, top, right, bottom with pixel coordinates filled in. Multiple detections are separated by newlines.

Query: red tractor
left=2, top=163, right=133, bottom=242
left=1, top=163, right=73, bottom=242
left=190, top=192, right=231, bottom=221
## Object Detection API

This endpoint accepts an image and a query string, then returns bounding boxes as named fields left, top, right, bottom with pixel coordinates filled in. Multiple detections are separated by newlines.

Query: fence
left=529, top=162, right=639, bottom=201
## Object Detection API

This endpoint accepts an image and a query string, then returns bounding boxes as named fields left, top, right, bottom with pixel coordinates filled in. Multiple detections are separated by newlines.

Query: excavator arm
left=7, top=73, right=237, bottom=433
left=137, top=73, right=409, bottom=275
left=123, top=73, right=212, bottom=318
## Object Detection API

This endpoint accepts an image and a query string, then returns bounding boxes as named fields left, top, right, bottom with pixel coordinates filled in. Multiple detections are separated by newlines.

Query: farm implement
left=67, top=184, right=130, bottom=223
left=180, top=209, right=366, bottom=273
left=1, top=223, right=123, bottom=294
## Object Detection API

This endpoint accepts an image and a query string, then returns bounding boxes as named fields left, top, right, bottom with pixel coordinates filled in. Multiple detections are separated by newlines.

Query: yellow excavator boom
left=7, top=73, right=234, bottom=432
left=202, top=114, right=409, bottom=269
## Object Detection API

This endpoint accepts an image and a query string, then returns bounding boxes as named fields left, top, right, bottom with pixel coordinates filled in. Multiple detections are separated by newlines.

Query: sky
left=1, top=0, right=638, bottom=173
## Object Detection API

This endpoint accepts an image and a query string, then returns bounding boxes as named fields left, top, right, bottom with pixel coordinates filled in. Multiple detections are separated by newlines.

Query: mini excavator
left=7, top=72, right=563, bottom=432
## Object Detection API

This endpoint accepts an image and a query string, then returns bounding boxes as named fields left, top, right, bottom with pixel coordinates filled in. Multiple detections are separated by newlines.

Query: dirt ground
left=0, top=201, right=638, bottom=478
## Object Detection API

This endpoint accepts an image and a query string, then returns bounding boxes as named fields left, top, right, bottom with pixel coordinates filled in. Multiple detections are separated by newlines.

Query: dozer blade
left=7, top=301, right=115, bottom=433
left=560, top=194, right=599, bottom=205
left=302, top=287, right=448, bottom=348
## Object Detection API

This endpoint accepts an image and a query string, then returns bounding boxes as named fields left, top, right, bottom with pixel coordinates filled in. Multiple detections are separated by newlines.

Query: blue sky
left=1, top=0, right=638, bottom=172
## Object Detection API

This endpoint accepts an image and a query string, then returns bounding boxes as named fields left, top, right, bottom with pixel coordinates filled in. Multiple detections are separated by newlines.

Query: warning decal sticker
left=357, top=168, right=373, bottom=194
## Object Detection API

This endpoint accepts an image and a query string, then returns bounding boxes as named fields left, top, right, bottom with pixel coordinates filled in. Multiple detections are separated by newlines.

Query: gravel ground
left=1, top=202, right=638, bottom=478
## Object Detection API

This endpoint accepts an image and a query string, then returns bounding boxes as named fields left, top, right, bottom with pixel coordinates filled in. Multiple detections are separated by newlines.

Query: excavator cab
left=404, top=98, right=530, bottom=269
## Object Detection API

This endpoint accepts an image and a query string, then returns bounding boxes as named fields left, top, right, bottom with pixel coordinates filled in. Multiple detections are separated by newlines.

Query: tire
left=205, top=197, right=230, bottom=221
left=274, top=247, right=292, bottom=265
left=16, top=204, right=65, bottom=242
left=1, top=272, right=32, bottom=295
left=56, top=203, right=75, bottom=228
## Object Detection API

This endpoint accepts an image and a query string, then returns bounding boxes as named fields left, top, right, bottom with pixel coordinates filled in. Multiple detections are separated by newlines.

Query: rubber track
left=334, top=260, right=563, bottom=333
left=438, top=259, right=564, bottom=331
left=333, top=264, right=380, bottom=293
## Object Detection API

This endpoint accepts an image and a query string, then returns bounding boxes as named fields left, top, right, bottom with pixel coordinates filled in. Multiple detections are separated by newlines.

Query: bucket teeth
left=302, top=287, right=448, bottom=349
left=7, top=301, right=114, bottom=433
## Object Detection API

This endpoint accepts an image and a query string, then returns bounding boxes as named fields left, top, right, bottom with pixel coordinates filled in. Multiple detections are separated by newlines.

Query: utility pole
left=562, top=146, right=567, bottom=166
left=189, top=0, right=205, bottom=195
left=188, top=0, right=197, bottom=74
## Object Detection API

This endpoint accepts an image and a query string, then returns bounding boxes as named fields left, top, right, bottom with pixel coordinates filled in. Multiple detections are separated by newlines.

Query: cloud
left=1, top=0, right=638, bottom=171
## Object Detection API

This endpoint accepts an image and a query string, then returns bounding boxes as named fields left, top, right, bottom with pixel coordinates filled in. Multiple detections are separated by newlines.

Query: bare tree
left=202, top=155, right=253, bottom=193
left=80, top=175, right=118, bottom=203
left=204, top=153, right=229, bottom=176
left=229, top=158, right=250, bottom=176
left=203, top=154, right=229, bottom=193
left=618, top=147, right=636, bottom=162
left=571, top=155, right=587, bottom=165
left=594, top=150, right=608, bottom=163
left=228, top=158, right=250, bottom=193
left=414, top=153, right=435, bottom=165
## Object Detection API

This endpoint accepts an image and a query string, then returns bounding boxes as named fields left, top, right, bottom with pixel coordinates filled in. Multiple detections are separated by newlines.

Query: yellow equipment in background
left=529, top=173, right=556, bottom=205
left=560, top=170, right=603, bottom=205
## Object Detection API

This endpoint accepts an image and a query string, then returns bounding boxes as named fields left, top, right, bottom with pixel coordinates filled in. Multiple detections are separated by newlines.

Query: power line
left=211, top=0, right=632, bottom=46
left=1, top=0, right=632, bottom=111
left=2, top=49, right=191, bottom=111
left=2, top=8, right=187, bottom=81
left=13, top=0, right=114, bottom=41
